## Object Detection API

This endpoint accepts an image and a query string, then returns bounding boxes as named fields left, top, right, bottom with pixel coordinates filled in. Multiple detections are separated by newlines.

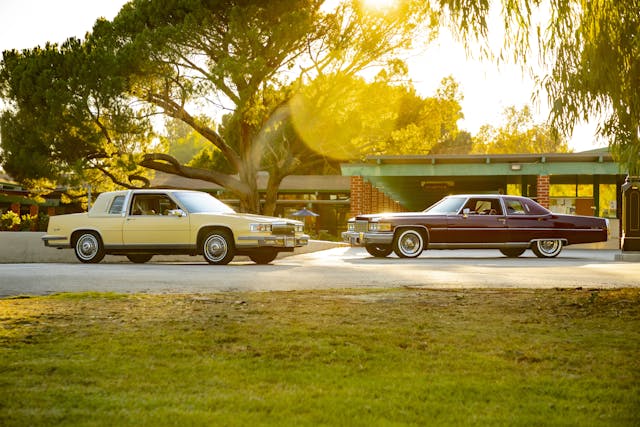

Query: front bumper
left=342, top=231, right=393, bottom=246
left=238, top=234, right=309, bottom=249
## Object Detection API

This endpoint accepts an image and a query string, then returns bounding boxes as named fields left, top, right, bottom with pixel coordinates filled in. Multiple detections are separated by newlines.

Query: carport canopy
left=341, top=151, right=624, bottom=211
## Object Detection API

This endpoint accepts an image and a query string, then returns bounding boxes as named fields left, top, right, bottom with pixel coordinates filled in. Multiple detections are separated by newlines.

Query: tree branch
left=139, top=153, right=250, bottom=196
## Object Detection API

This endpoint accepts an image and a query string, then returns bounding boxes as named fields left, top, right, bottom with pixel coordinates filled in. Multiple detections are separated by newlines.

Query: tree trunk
left=262, top=173, right=284, bottom=217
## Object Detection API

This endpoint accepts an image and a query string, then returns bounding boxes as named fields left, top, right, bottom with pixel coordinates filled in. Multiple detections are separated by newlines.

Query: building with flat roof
left=341, top=149, right=625, bottom=222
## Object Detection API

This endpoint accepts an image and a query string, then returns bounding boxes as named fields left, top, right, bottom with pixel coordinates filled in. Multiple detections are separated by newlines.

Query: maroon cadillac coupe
left=342, top=194, right=609, bottom=258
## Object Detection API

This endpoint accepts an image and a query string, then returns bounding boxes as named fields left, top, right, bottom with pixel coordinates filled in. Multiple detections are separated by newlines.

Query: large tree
left=472, top=105, right=569, bottom=154
left=105, top=0, right=433, bottom=213
left=441, top=0, right=639, bottom=173
left=1, top=0, right=434, bottom=213
left=0, top=38, right=153, bottom=196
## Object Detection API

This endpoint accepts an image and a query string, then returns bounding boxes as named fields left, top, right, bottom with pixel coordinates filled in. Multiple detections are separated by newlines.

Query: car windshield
left=423, top=196, right=466, bottom=215
left=173, top=191, right=235, bottom=214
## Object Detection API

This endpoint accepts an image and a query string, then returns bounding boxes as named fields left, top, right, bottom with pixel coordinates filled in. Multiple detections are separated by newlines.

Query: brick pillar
left=536, top=175, right=550, bottom=208
left=362, top=180, right=373, bottom=214
left=371, top=186, right=380, bottom=212
left=10, top=203, right=20, bottom=214
left=350, top=176, right=364, bottom=217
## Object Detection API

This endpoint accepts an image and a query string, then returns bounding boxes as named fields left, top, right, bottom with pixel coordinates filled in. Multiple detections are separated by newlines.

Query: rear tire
left=531, top=239, right=563, bottom=258
left=126, top=254, right=153, bottom=263
left=73, top=231, right=105, bottom=264
left=202, top=229, right=235, bottom=265
left=499, top=248, right=526, bottom=258
left=393, top=228, right=425, bottom=258
left=365, top=244, right=393, bottom=258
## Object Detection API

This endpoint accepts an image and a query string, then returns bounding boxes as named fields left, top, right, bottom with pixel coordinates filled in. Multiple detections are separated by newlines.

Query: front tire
left=365, top=244, right=393, bottom=258
left=202, top=230, right=235, bottom=265
left=249, top=249, right=278, bottom=264
left=126, top=254, right=153, bottom=264
left=74, top=231, right=105, bottom=264
left=393, top=228, right=425, bottom=258
left=531, top=239, right=563, bottom=258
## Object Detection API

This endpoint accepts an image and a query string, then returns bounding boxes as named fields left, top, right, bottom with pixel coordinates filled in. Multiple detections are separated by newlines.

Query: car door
left=122, top=193, right=190, bottom=247
left=504, top=197, right=555, bottom=243
left=446, top=197, right=508, bottom=244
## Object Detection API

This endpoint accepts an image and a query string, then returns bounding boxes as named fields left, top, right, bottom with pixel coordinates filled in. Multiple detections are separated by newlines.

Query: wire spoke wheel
left=532, top=239, right=563, bottom=258
left=393, top=229, right=425, bottom=258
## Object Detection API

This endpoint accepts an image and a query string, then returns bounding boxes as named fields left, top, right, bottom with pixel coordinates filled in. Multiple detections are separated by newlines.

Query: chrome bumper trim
left=342, top=231, right=393, bottom=246
left=42, top=235, right=70, bottom=248
left=238, top=234, right=309, bottom=248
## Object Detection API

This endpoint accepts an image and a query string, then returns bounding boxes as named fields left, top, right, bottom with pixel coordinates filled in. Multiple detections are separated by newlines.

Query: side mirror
left=169, top=209, right=186, bottom=217
left=463, top=208, right=470, bottom=217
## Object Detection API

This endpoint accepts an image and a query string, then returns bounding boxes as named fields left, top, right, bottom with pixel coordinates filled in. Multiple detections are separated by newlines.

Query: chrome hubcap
left=205, top=235, right=227, bottom=261
left=538, top=240, right=562, bottom=256
left=539, top=240, right=560, bottom=254
left=77, top=235, right=98, bottom=260
left=399, top=232, right=422, bottom=256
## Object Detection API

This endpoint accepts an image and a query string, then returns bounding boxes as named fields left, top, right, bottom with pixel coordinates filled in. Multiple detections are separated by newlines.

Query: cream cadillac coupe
left=42, top=189, right=309, bottom=264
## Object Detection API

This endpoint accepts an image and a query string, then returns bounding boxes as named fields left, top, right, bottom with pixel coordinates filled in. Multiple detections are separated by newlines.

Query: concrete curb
left=0, top=232, right=348, bottom=263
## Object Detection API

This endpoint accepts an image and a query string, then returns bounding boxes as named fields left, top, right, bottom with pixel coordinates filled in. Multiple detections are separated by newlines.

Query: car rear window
left=108, top=196, right=125, bottom=215
left=505, top=197, right=549, bottom=215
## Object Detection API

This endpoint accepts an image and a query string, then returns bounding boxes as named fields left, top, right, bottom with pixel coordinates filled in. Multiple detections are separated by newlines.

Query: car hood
left=351, top=212, right=424, bottom=221
left=192, top=212, right=303, bottom=225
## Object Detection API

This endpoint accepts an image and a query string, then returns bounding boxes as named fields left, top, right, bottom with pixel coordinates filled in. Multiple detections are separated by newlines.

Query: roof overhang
left=341, top=153, right=623, bottom=177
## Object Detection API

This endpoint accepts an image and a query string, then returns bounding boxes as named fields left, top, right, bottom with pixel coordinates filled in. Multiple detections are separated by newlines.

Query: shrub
left=0, top=210, right=21, bottom=231
left=37, top=212, right=50, bottom=231
left=19, top=213, right=39, bottom=231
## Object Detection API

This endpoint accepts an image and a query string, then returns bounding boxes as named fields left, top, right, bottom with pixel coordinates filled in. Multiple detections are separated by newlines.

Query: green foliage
left=442, top=0, right=640, bottom=172
left=104, top=0, right=434, bottom=212
left=0, top=0, right=439, bottom=213
left=542, top=0, right=640, bottom=174
left=473, top=105, right=569, bottom=154
left=0, top=36, right=154, bottom=192
left=0, top=210, right=20, bottom=230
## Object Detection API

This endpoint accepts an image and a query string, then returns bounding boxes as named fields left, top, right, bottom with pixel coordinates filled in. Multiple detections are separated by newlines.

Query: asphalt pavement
left=1, top=247, right=638, bottom=297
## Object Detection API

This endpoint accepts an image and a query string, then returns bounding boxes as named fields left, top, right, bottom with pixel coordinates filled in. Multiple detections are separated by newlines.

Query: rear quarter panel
left=48, top=213, right=125, bottom=246
left=507, top=214, right=607, bottom=244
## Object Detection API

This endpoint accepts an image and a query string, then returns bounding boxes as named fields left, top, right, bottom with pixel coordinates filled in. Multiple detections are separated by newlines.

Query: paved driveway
left=0, top=248, right=638, bottom=297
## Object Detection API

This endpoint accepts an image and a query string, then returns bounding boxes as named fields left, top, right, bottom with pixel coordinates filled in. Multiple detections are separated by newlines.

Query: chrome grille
left=354, top=220, right=369, bottom=233
left=272, top=223, right=295, bottom=236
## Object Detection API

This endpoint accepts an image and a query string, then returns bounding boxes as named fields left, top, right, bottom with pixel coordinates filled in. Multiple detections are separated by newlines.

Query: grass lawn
left=1, top=288, right=639, bottom=426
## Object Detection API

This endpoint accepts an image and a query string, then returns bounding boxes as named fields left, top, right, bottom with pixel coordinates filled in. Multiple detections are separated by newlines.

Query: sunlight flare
left=361, top=0, right=396, bottom=11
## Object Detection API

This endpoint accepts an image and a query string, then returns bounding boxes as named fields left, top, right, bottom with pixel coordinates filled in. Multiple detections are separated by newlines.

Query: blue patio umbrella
left=291, top=207, right=319, bottom=217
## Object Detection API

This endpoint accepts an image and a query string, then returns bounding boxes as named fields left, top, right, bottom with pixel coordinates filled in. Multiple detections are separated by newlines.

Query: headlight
left=250, top=223, right=272, bottom=232
left=369, top=222, right=392, bottom=232
left=347, top=222, right=355, bottom=231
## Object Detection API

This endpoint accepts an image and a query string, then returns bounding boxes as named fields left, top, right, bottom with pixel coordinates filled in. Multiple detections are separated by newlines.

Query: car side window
left=505, top=199, right=526, bottom=215
left=108, top=196, right=126, bottom=215
left=463, top=198, right=503, bottom=215
left=130, top=194, right=178, bottom=216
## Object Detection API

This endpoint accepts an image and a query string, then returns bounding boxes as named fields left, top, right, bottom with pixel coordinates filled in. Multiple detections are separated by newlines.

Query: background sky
left=0, top=0, right=604, bottom=152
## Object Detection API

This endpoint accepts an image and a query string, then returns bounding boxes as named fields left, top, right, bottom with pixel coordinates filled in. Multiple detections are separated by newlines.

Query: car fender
left=393, top=225, right=430, bottom=246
